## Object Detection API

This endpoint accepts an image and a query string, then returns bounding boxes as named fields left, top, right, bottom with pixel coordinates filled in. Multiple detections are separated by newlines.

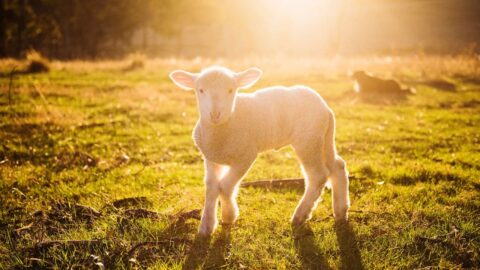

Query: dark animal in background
left=350, top=71, right=415, bottom=100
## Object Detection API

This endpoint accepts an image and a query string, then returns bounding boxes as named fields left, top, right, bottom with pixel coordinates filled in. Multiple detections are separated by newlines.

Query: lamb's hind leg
left=291, top=140, right=329, bottom=226
left=330, top=157, right=350, bottom=220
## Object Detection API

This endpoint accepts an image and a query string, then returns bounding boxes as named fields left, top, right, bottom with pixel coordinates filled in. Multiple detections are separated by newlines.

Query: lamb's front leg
left=199, top=160, right=224, bottom=236
left=219, top=158, right=255, bottom=224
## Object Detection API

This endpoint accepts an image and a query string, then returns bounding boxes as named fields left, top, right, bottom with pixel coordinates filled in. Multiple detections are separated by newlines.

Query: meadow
left=0, top=55, right=479, bottom=269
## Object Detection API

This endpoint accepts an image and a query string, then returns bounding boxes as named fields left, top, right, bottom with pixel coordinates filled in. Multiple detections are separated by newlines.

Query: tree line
left=0, top=0, right=223, bottom=59
left=3, top=0, right=476, bottom=59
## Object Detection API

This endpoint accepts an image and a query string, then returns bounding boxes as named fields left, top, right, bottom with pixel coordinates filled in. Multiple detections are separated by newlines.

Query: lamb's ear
left=169, top=70, right=197, bottom=90
left=235, top=67, right=262, bottom=89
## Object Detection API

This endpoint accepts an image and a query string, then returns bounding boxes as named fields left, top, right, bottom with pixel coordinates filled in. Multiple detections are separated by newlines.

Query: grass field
left=0, top=56, right=479, bottom=269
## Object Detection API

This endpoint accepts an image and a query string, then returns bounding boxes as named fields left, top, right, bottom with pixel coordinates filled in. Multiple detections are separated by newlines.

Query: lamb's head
left=350, top=70, right=368, bottom=81
left=169, top=66, right=262, bottom=125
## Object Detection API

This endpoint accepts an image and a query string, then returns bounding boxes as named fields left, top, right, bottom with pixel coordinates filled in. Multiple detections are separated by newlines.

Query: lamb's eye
left=199, top=89, right=204, bottom=94
left=228, top=88, right=233, bottom=94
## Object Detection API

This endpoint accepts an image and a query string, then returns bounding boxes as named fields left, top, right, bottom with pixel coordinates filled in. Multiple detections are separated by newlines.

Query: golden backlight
left=167, top=0, right=478, bottom=57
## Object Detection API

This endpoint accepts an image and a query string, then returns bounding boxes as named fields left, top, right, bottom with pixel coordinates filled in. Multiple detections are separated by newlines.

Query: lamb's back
left=235, top=86, right=330, bottom=151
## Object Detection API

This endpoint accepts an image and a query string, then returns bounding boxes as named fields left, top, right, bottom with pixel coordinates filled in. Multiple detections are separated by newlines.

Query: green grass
left=0, top=57, right=479, bottom=269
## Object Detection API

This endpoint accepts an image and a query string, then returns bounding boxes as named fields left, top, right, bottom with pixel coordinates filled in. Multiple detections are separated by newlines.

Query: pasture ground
left=0, top=56, right=479, bottom=269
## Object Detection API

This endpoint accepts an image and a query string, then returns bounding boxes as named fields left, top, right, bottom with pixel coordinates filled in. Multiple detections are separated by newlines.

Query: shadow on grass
left=183, top=225, right=232, bottom=270
left=182, top=234, right=211, bottom=270
left=341, top=89, right=410, bottom=105
left=293, top=224, right=332, bottom=270
left=335, top=220, right=364, bottom=270
left=292, top=221, right=364, bottom=270
left=420, top=79, right=457, bottom=92
left=204, top=225, right=233, bottom=269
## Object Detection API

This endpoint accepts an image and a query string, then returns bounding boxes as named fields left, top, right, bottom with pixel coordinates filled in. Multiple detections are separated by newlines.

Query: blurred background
left=1, top=0, right=480, bottom=59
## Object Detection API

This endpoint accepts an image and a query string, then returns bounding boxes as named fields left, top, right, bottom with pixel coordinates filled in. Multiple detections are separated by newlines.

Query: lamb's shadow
left=293, top=221, right=364, bottom=270
left=182, top=235, right=211, bottom=270
left=293, top=224, right=332, bottom=270
left=183, top=225, right=232, bottom=270
left=420, top=79, right=457, bottom=92
left=359, top=92, right=409, bottom=105
left=204, top=225, right=233, bottom=269
left=335, top=220, right=364, bottom=270
left=340, top=89, right=409, bottom=105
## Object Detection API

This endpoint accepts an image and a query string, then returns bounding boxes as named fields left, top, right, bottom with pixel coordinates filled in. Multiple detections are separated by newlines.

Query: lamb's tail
left=324, top=110, right=337, bottom=189
left=325, top=110, right=337, bottom=172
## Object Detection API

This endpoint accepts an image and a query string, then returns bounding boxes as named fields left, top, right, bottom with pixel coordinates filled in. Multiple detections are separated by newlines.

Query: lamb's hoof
left=334, top=214, right=348, bottom=222
left=198, top=227, right=215, bottom=237
left=221, top=213, right=239, bottom=225
left=333, top=207, right=349, bottom=221
left=198, top=220, right=217, bottom=236
left=291, top=214, right=308, bottom=227
left=221, top=219, right=237, bottom=225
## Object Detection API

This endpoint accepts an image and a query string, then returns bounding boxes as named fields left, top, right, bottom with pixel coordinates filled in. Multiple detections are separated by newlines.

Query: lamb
left=351, top=70, right=416, bottom=99
left=169, top=66, right=350, bottom=236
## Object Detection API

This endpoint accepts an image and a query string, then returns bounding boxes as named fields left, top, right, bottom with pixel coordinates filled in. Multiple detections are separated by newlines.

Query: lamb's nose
left=210, top=111, right=221, bottom=121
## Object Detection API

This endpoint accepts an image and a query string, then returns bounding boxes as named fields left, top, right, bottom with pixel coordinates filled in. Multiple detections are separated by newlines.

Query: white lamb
left=169, top=66, right=350, bottom=236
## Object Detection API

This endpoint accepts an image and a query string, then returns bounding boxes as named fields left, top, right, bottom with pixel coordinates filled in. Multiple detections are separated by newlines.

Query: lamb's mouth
left=209, top=118, right=229, bottom=126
